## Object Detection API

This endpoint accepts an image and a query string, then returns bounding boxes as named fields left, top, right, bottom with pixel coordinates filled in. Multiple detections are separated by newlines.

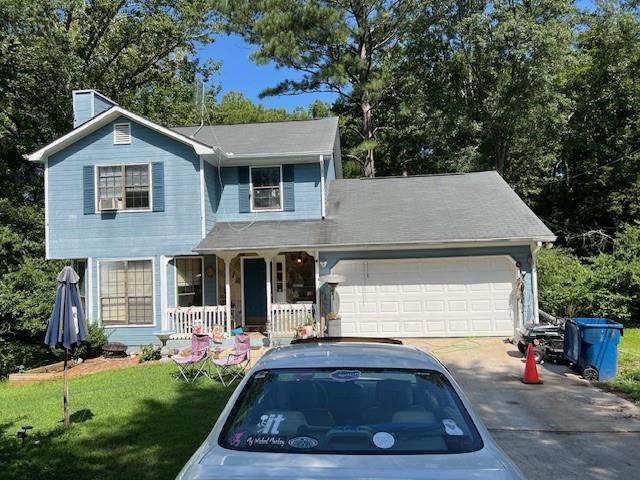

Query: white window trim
left=174, top=256, right=205, bottom=308
left=113, top=122, right=131, bottom=145
left=97, top=257, right=157, bottom=329
left=249, top=165, right=284, bottom=212
left=94, top=163, right=153, bottom=213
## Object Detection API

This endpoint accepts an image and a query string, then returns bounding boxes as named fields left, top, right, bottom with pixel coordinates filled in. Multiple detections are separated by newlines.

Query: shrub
left=537, top=248, right=591, bottom=318
left=138, top=344, right=160, bottom=363
left=538, top=233, right=640, bottom=325
left=73, top=323, right=108, bottom=360
left=0, top=338, right=56, bottom=378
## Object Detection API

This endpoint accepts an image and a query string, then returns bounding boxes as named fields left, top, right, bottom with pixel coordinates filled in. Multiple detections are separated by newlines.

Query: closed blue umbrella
left=44, top=266, right=88, bottom=427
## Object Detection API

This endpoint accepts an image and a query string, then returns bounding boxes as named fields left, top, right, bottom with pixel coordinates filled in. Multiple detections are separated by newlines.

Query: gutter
left=194, top=236, right=558, bottom=254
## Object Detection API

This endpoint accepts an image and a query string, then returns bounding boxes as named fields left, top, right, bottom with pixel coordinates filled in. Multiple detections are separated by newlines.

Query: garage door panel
left=425, top=301, right=445, bottom=312
left=357, top=302, right=377, bottom=314
left=471, top=300, right=491, bottom=312
left=447, top=300, right=467, bottom=312
left=331, top=257, right=517, bottom=338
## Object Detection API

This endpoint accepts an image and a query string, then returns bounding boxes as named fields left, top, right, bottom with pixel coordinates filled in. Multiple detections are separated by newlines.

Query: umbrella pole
left=63, top=349, right=69, bottom=428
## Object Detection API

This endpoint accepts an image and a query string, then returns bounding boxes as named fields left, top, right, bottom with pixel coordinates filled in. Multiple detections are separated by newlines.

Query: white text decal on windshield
left=257, top=414, right=286, bottom=434
left=329, top=370, right=361, bottom=382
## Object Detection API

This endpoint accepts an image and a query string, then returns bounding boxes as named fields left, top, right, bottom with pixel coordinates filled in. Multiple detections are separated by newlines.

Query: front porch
left=167, top=251, right=320, bottom=341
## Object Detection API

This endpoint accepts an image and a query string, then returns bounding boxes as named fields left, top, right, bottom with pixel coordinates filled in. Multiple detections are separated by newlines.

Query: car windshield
left=219, top=368, right=483, bottom=454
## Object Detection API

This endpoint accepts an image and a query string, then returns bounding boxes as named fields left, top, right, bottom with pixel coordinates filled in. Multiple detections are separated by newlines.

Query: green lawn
left=606, top=327, right=640, bottom=405
left=0, top=363, right=232, bottom=480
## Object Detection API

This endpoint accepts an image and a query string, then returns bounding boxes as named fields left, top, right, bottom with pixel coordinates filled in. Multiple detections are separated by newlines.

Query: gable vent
left=113, top=123, right=131, bottom=145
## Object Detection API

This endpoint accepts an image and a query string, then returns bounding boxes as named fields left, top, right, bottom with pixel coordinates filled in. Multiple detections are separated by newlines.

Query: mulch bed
left=8, top=356, right=140, bottom=386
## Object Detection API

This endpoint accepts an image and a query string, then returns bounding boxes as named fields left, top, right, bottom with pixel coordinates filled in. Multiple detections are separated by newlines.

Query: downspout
left=319, top=155, right=326, bottom=219
left=531, top=242, right=542, bottom=324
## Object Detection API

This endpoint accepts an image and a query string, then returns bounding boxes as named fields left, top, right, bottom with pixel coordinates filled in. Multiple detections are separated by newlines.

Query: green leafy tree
left=377, top=0, right=575, bottom=198
left=541, top=2, right=640, bottom=245
left=213, top=0, right=417, bottom=176
left=0, top=0, right=219, bottom=375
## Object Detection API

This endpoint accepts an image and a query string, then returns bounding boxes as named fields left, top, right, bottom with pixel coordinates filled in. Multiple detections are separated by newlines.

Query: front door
left=243, top=258, right=267, bottom=326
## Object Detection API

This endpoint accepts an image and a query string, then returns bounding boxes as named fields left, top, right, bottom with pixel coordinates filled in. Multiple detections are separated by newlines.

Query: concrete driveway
left=405, top=338, right=640, bottom=480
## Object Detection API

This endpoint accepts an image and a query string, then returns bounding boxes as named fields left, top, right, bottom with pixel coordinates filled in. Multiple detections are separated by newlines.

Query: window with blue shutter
left=83, top=165, right=95, bottom=214
left=152, top=162, right=164, bottom=212
left=282, top=164, right=295, bottom=211
left=238, top=166, right=250, bottom=213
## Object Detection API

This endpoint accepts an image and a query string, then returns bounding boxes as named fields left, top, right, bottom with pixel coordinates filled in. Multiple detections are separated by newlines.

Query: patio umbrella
left=44, top=266, right=88, bottom=428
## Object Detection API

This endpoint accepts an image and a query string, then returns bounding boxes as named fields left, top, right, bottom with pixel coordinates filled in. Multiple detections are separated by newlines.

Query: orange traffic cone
left=522, top=343, right=543, bottom=384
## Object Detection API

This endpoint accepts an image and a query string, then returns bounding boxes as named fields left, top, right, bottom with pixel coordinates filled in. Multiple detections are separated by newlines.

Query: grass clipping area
left=0, top=362, right=232, bottom=480
left=606, top=328, right=640, bottom=405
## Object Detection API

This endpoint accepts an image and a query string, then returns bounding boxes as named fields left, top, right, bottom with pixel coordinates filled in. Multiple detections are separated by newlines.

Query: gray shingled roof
left=171, top=117, right=339, bottom=156
left=195, top=171, right=555, bottom=252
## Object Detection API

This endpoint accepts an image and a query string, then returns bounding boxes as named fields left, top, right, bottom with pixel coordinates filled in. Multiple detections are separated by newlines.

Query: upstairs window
left=97, top=164, right=150, bottom=211
left=250, top=166, right=282, bottom=211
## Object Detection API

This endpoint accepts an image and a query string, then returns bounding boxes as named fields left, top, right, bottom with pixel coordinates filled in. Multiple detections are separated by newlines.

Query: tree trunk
left=362, top=95, right=375, bottom=177
left=358, top=23, right=375, bottom=178
left=495, top=137, right=508, bottom=176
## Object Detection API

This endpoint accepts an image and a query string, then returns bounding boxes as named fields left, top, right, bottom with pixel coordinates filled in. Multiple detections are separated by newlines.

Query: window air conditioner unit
left=99, top=198, right=120, bottom=211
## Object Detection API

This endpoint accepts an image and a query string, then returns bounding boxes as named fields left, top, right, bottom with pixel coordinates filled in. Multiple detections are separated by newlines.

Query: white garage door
left=329, top=256, right=518, bottom=338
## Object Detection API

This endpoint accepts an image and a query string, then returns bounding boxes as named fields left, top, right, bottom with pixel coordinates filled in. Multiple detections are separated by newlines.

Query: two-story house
left=28, top=90, right=555, bottom=350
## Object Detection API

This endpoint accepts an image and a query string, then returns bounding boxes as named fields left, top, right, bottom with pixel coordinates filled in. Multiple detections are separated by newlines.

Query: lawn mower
left=513, top=320, right=566, bottom=364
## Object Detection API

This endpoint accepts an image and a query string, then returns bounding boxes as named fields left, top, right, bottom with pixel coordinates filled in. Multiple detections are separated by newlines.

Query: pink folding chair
left=212, top=334, right=251, bottom=387
left=173, top=333, right=211, bottom=382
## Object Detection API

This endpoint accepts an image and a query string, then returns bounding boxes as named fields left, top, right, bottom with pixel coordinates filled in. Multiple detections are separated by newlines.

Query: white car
left=177, top=338, right=525, bottom=480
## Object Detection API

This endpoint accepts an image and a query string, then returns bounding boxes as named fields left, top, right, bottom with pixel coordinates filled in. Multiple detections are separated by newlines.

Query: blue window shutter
left=152, top=162, right=164, bottom=212
left=283, top=164, right=295, bottom=211
left=238, top=166, right=250, bottom=213
left=83, top=166, right=95, bottom=214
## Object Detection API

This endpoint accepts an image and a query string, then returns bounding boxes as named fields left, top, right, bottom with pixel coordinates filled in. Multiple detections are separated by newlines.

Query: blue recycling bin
left=563, top=317, right=624, bottom=381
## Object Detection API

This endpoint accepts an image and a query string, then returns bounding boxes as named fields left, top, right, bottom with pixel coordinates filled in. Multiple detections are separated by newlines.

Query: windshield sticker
left=330, top=370, right=361, bottom=382
left=229, top=431, right=246, bottom=447
left=373, top=432, right=395, bottom=449
left=257, top=414, right=286, bottom=434
left=288, top=436, right=319, bottom=449
left=246, top=435, right=287, bottom=449
left=442, top=419, right=464, bottom=436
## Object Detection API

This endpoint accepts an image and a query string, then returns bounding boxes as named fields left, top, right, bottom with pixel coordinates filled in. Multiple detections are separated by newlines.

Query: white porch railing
left=167, top=306, right=229, bottom=339
left=270, top=303, right=315, bottom=337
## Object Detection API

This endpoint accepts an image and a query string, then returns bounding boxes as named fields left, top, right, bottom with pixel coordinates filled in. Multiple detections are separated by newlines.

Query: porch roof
left=195, top=219, right=334, bottom=252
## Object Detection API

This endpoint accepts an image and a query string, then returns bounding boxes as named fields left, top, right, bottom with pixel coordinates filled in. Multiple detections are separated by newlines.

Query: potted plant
left=296, top=315, right=316, bottom=339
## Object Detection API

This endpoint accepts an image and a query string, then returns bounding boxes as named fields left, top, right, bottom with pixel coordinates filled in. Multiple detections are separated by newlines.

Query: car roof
left=253, top=342, right=446, bottom=372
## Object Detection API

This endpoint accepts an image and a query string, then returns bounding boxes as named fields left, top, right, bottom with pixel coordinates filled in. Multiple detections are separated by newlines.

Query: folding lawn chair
left=173, top=333, right=211, bottom=382
left=212, top=334, right=251, bottom=387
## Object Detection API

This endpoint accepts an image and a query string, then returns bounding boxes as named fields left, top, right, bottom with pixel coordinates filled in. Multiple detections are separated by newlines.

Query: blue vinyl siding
left=93, top=95, right=114, bottom=116
left=203, top=161, right=217, bottom=233
left=167, top=258, right=176, bottom=308
left=73, top=92, right=94, bottom=127
left=73, top=91, right=115, bottom=127
left=319, top=246, right=536, bottom=324
left=324, top=155, right=336, bottom=197
left=216, top=162, right=322, bottom=221
left=47, top=116, right=202, bottom=259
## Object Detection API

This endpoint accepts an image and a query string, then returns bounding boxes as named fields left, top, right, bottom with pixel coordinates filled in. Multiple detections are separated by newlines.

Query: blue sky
left=198, top=34, right=338, bottom=112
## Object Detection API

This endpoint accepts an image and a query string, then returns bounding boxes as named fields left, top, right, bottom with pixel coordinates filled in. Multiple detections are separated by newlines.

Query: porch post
left=314, top=250, right=320, bottom=328
left=225, top=260, right=231, bottom=333
left=256, top=251, right=277, bottom=338
left=265, top=256, right=273, bottom=334
left=217, top=252, right=236, bottom=334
